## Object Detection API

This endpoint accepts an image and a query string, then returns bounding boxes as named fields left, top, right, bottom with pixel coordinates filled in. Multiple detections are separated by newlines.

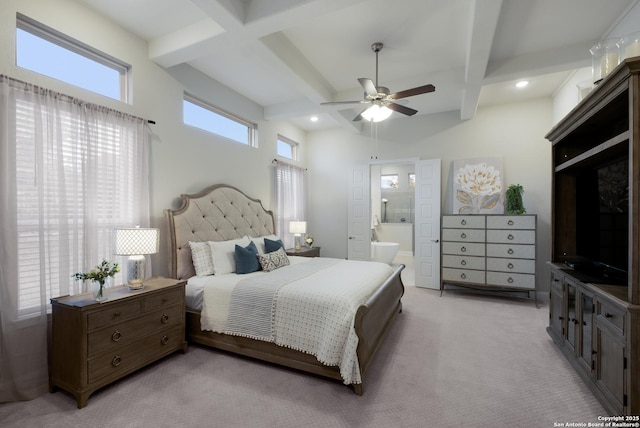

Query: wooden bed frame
left=164, top=184, right=404, bottom=395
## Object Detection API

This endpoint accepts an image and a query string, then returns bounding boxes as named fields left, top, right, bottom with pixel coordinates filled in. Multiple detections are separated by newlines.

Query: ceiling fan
left=321, top=42, right=435, bottom=122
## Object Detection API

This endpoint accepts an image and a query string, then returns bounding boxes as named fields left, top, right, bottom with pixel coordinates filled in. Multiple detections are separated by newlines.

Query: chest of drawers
left=441, top=214, right=537, bottom=301
left=50, top=277, right=187, bottom=408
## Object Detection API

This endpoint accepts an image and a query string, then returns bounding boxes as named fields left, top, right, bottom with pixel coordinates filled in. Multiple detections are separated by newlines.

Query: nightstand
left=286, top=246, right=320, bottom=257
left=49, top=277, right=187, bottom=408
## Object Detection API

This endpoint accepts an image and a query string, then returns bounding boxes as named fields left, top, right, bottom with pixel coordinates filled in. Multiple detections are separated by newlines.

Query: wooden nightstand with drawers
left=285, top=246, right=321, bottom=257
left=49, top=277, right=187, bottom=408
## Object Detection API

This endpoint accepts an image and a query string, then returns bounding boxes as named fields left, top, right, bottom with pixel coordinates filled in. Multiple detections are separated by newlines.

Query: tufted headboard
left=164, top=184, right=275, bottom=280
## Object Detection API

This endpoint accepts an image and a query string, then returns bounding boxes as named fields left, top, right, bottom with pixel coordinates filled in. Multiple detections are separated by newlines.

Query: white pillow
left=247, top=234, right=280, bottom=254
left=189, top=241, right=215, bottom=276
left=209, top=236, right=251, bottom=275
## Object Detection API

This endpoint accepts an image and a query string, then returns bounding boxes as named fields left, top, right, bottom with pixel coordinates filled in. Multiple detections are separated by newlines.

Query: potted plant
left=505, top=184, right=526, bottom=215
left=73, top=260, right=120, bottom=302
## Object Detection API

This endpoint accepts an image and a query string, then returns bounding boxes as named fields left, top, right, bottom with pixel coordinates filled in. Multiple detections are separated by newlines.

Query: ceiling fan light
left=361, top=104, right=392, bottom=122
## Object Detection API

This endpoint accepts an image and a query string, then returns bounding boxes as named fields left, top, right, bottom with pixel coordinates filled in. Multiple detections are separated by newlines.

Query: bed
left=164, top=184, right=404, bottom=395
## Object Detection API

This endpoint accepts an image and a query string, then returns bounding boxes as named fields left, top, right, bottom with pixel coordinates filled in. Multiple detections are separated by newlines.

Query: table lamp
left=114, top=226, right=159, bottom=290
left=289, top=221, right=307, bottom=250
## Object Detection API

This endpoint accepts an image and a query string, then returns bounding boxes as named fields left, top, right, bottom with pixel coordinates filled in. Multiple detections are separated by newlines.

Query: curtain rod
left=272, top=158, right=308, bottom=171
left=0, top=74, right=156, bottom=125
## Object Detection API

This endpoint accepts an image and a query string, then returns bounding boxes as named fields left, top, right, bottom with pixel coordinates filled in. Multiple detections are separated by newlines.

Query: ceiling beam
left=460, top=0, right=503, bottom=120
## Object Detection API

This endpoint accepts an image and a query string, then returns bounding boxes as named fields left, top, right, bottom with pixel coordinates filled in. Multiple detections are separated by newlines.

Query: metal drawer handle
left=460, top=273, right=467, bottom=279
left=161, top=335, right=169, bottom=345
left=507, top=234, right=514, bottom=240
left=461, top=219, right=467, bottom=225
left=508, top=220, right=514, bottom=226
left=507, top=248, right=514, bottom=255
left=112, top=311, right=121, bottom=319
left=461, top=260, right=467, bottom=266
left=161, top=313, right=169, bottom=324
left=461, top=233, right=467, bottom=239
left=507, top=263, right=514, bottom=269
left=162, top=297, right=168, bottom=304
left=460, top=246, right=467, bottom=253
left=112, top=355, right=122, bottom=367
left=111, top=330, right=122, bottom=342
left=604, top=313, right=613, bottom=318
left=507, top=277, right=514, bottom=283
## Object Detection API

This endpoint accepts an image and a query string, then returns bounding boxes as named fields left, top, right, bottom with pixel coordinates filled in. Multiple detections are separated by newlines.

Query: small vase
left=92, top=278, right=110, bottom=302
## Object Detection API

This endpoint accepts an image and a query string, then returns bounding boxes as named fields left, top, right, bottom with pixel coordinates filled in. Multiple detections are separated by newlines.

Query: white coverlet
left=199, top=258, right=394, bottom=385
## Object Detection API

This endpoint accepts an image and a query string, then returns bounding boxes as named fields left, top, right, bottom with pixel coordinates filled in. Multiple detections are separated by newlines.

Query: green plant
left=72, top=259, right=120, bottom=285
left=505, top=184, right=526, bottom=215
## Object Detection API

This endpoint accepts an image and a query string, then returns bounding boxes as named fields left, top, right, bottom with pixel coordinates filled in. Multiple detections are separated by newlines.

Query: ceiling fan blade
left=358, top=78, right=378, bottom=97
left=389, top=84, right=435, bottom=100
left=321, top=100, right=372, bottom=105
left=386, top=102, right=418, bottom=116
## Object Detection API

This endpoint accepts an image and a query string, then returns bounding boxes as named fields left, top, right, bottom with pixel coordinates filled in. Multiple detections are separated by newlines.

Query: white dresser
left=441, top=214, right=537, bottom=301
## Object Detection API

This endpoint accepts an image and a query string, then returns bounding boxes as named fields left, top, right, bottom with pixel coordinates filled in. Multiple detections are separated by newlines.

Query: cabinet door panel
left=595, top=321, right=625, bottom=414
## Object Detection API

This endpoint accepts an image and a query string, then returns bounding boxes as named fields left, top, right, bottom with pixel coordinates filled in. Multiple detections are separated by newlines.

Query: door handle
left=430, top=239, right=439, bottom=243
left=348, top=236, right=355, bottom=240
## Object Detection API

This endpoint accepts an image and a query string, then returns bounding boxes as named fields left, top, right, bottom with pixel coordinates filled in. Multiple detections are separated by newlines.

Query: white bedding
left=190, top=257, right=394, bottom=385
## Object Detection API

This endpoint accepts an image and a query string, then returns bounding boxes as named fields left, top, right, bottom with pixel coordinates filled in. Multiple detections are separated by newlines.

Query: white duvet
left=192, top=257, right=394, bottom=385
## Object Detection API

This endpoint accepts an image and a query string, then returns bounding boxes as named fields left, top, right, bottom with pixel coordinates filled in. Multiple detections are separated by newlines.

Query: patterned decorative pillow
left=258, top=247, right=290, bottom=272
left=189, top=241, right=214, bottom=276
left=235, top=241, right=260, bottom=274
left=264, top=237, right=285, bottom=254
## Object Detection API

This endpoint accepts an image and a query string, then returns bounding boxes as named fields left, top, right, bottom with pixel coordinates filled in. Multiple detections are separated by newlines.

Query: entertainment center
left=545, top=56, right=640, bottom=415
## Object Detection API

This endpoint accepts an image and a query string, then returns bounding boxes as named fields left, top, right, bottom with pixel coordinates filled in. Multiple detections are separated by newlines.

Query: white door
left=347, top=165, right=371, bottom=260
left=414, top=159, right=441, bottom=289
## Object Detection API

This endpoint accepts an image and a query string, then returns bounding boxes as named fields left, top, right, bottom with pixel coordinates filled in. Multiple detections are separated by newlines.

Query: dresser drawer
left=486, top=257, right=535, bottom=274
left=486, top=243, right=535, bottom=259
left=442, top=268, right=485, bottom=284
left=144, top=288, right=184, bottom=312
left=87, top=300, right=142, bottom=331
left=442, top=215, right=485, bottom=229
left=87, top=304, right=183, bottom=357
left=486, top=229, right=535, bottom=244
left=442, top=242, right=485, bottom=257
left=486, top=215, right=535, bottom=230
left=88, top=325, right=184, bottom=384
left=442, top=228, right=485, bottom=243
left=442, top=255, right=485, bottom=270
left=486, top=272, right=535, bottom=289
left=596, top=300, right=626, bottom=336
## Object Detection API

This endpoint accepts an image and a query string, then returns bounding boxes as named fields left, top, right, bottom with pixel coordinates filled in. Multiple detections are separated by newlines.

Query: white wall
left=0, top=0, right=307, bottom=277
left=307, top=98, right=553, bottom=291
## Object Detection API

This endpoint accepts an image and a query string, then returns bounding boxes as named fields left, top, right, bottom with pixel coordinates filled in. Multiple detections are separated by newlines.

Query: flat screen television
left=571, top=157, right=629, bottom=285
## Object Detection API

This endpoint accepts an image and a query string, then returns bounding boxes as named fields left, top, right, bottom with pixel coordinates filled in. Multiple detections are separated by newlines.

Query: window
left=16, top=14, right=130, bottom=102
left=277, top=135, right=298, bottom=160
left=183, top=95, right=256, bottom=146
left=409, top=173, right=416, bottom=188
left=381, top=175, right=399, bottom=189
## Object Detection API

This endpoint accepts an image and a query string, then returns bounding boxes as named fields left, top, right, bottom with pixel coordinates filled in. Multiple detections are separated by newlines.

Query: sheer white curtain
left=0, top=75, right=150, bottom=402
left=274, top=161, right=307, bottom=249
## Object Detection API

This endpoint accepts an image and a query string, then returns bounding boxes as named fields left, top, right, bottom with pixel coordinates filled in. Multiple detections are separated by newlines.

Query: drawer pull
left=112, top=355, right=122, bottom=367
left=461, top=219, right=467, bottom=225
left=111, top=330, right=122, bottom=342
left=460, top=233, right=467, bottom=239
left=161, top=335, right=169, bottom=345
left=112, top=311, right=121, bottom=319
left=460, top=273, right=467, bottom=279
left=604, top=313, right=613, bottom=318
left=460, top=246, right=467, bottom=253
left=507, top=263, right=514, bottom=269
left=461, top=260, right=467, bottom=266
left=507, top=277, right=514, bottom=283
left=161, top=313, right=169, bottom=324
left=507, top=234, right=514, bottom=240
left=507, top=248, right=514, bottom=255
left=162, top=298, right=168, bottom=304
left=508, top=220, right=514, bottom=226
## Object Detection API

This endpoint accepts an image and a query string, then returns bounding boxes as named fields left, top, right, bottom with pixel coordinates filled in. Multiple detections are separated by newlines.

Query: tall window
left=183, top=94, right=257, bottom=146
left=16, top=14, right=130, bottom=102
left=277, top=135, right=298, bottom=160
left=274, top=161, right=307, bottom=249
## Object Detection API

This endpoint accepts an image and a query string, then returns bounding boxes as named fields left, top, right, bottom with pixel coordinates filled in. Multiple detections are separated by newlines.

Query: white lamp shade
left=289, top=221, right=307, bottom=234
left=361, top=104, right=392, bottom=122
left=114, top=227, right=159, bottom=255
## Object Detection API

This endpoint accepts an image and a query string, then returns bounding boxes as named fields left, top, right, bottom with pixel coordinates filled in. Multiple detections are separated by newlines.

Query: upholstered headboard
left=164, top=184, right=275, bottom=280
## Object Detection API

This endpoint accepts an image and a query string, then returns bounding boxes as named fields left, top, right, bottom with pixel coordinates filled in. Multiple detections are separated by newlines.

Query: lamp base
left=294, top=234, right=301, bottom=250
left=126, top=255, right=146, bottom=290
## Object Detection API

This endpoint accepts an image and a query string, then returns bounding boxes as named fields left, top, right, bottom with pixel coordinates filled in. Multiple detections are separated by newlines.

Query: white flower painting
left=453, top=157, right=504, bottom=214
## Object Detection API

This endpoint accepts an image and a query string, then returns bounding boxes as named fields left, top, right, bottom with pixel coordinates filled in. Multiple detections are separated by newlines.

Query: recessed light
left=515, top=80, right=529, bottom=88
left=310, top=116, right=319, bottom=122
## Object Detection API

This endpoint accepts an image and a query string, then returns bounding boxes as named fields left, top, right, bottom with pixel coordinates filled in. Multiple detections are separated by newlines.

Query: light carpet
left=0, top=283, right=605, bottom=427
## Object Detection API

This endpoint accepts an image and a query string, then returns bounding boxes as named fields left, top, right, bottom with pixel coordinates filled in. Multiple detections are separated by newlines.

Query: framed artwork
left=381, top=174, right=399, bottom=189
left=453, top=157, right=504, bottom=214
